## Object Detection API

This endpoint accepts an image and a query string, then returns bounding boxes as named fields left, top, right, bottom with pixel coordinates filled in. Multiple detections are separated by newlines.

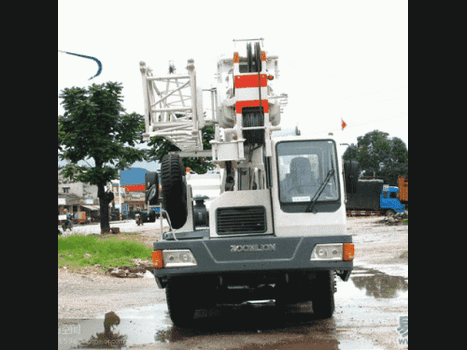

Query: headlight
left=310, top=244, right=343, bottom=261
left=163, top=250, right=197, bottom=267
left=152, top=249, right=198, bottom=269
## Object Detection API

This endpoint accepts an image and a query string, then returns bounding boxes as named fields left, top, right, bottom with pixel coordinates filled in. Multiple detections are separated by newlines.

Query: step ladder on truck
left=140, top=39, right=354, bottom=327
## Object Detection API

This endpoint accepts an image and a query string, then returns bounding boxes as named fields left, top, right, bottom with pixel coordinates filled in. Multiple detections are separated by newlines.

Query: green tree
left=380, top=137, right=408, bottom=185
left=343, top=130, right=408, bottom=185
left=58, top=82, right=147, bottom=233
left=146, top=123, right=215, bottom=174
left=58, top=116, right=65, bottom=151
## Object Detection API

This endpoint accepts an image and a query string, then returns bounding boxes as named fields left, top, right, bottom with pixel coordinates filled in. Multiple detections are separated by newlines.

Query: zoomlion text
left=230, top=244, right=276, bottom=253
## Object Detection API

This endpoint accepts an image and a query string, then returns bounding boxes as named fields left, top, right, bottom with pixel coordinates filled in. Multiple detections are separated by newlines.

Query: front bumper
left=152, top=235, right=353, bottom=284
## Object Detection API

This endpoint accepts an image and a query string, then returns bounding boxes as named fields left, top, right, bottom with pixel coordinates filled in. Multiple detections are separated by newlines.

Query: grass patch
left=58, top=234, right=153, bottom=270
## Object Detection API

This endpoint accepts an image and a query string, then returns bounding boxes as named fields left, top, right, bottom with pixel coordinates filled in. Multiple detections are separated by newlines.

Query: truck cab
left=272, top=137, right=346, bottom=237
left=380, top=186, right=406, bottom=215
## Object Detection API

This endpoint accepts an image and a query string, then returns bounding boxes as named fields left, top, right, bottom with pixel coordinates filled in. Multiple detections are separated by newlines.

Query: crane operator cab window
left=277, top=140, right=341, bottom=213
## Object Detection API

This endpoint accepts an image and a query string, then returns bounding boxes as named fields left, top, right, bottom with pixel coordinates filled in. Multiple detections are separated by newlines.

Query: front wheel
left=311, top=271, right=336, bottom=319
left=166, top=280, right=196, bottom=327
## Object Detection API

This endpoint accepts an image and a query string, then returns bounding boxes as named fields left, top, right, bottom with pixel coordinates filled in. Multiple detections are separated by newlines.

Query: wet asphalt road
left=58, top=265, right=408, bottom=350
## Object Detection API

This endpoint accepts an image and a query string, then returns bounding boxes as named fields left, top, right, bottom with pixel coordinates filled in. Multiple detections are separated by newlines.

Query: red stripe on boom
left=236, top=100, right=269, bottom=114
left=235, top=74, right=267, bottom=88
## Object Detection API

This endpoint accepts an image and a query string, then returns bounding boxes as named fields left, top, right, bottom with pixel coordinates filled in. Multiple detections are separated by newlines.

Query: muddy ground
left=58, top=217, right=408, bottom=349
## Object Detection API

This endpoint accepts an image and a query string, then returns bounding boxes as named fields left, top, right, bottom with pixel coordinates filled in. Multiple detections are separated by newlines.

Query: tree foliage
left=58, top=82, right=147, bottom=233
left=343, top=130, right=408, bottom=185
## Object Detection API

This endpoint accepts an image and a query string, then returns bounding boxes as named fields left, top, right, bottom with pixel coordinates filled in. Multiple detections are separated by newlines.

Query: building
left=121, top=185, right=146, bottom=213
left=58, top=169, right=100, bottom=223
left=58, top=168, right=152, bottom=222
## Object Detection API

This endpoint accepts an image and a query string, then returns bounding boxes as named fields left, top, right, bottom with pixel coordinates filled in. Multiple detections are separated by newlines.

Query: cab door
left=380, top=189, right=391, bottom=209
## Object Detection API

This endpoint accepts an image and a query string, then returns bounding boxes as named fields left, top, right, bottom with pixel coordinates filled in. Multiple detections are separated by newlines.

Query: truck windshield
left=277, top=140, right=339, bottom=206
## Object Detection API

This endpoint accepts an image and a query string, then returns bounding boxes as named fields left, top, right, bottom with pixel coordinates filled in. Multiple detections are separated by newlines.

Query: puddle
left=349, top=267, right=408, bottom=299
left=58, top=304, right=171, bottom=349
left=58, top=266, right=407, bottom=349
left=58, top=318, right=128, bottom=349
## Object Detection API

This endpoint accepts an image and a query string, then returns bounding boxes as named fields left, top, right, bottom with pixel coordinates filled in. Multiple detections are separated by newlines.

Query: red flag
left=341, top=118, right=347, bottom=130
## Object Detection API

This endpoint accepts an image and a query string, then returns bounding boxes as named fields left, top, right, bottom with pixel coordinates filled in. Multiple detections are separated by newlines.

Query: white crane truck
left=140, top=39, right=354, bottom=327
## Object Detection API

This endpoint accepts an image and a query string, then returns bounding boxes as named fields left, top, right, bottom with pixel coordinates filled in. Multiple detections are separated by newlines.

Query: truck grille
left=216, top=206, right=267, bottom=235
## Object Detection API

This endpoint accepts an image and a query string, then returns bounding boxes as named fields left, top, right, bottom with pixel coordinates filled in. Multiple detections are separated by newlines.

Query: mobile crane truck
left=140, top=39, right=354, bottom=327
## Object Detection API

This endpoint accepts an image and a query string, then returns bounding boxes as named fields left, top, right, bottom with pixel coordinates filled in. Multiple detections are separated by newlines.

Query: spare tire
left=161, top=154, right=188, bottom=229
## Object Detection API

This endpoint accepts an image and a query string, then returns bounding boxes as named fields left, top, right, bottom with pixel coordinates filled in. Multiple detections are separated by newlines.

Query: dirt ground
left=58, top=269, right=163, bottom=319
left=58, top=216, right=408, bottom=349
left=349, top=216, right=408, bottom=265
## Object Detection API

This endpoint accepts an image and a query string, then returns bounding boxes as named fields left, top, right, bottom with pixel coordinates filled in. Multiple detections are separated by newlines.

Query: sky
left=58, top=0, right=408, bottom=171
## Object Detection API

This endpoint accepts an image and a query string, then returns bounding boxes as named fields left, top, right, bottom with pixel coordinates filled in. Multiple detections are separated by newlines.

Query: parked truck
left=140, top=39, right=354, bottom=327
left=344, top=161, right=406, bottom=216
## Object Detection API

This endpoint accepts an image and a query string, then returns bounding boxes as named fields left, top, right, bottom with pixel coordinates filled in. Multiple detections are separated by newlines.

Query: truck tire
left=161, top=154, right=188, bottom=229
left=311, top=271, right=335, bottom=319
left=166, top=280, right=196, bottom=327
